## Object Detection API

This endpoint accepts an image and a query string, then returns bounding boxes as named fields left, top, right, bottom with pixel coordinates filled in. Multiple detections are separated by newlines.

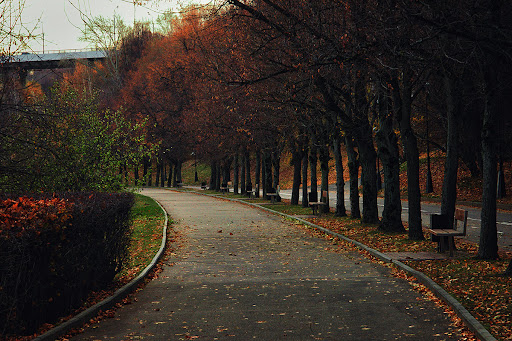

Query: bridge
left=4, top=49, right=108, bottom=69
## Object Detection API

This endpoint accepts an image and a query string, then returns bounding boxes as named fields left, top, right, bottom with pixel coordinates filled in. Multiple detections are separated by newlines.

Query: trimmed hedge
left=0, top=192, right=134, bottom=336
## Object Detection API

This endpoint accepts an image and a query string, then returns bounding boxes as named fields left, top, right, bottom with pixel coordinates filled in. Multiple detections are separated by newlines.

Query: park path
left=72, top=188, right=462, bottom=340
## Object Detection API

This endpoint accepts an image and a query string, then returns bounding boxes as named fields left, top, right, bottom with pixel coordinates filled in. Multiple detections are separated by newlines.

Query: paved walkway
left=73, top=189, right=463, bottom=340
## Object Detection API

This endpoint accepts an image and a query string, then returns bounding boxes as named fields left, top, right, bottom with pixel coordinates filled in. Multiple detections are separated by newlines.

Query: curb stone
left=34, top=196, right=169, bottom=341
left=191, top=190, right=497, bottom=341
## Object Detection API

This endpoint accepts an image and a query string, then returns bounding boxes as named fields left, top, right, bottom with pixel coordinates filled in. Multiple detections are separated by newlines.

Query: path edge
left=192, top=190, right=497, bottom=341
left=34, top=195, right=169, bottom=341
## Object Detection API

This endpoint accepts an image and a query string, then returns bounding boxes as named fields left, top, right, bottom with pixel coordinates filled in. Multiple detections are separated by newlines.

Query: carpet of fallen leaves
left=307, top=215, right=512, bottom=341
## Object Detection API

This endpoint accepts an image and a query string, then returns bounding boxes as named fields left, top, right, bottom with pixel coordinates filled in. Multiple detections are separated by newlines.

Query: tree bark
left=255, top=149, right=261, bottom=198
left=354, top=123, right=379, bottom=224
left=143, top=156, right=149, bottom=187
left=309, top=142, right=318, bottom=202
left=245, top=149, right=252, bottom=190
left=209, top=161, right=217, bottom=190
left=241, top=151, right=246, bottom=194
left=478, top=64, right=499, bottom=260
left=134, top=166, right=139, bottom=186
left=160, top=160, right=165, bottom=187
left=176, top=161, right=183, bottom=185
left=272, top=149, right=281, bottom=201
left=332, top=135, right=346, bottom=217
left=291, top=148, right=301, bottom=205
left=215, top=162, right=221, bottom=191
left=234, top=152, right=239, bottom=194
left=263, top=151, right=272, bottom=198
left=345, top=134, right=360, bottom=219
left=155, top=161, right=161, bottom=187
left=376, top=87, right=404, bottom=233
left=166, top=162, right=173, bottom=187
left=319, top=143, right=330, bottom=213
left=394, top=73, right=423, bottom=239
left=440, top=75, right=460, bottom=229
left=147, top=159, right=153, bottom=187
left=302, top=148, right=309, bottom=208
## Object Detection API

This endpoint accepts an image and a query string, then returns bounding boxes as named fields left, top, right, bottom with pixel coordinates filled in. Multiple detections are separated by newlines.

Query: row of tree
left=3, top=1, right=511, bottom=272
left=118, top=1, right=509, bottom=262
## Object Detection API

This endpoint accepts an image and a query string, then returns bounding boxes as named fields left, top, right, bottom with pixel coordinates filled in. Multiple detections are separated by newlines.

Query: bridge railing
left=12, top=48, right=109, bottom=56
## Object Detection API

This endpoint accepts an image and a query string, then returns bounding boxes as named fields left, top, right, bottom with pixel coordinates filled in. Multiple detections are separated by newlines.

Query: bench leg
left=449, top=236, right=455, bottom=257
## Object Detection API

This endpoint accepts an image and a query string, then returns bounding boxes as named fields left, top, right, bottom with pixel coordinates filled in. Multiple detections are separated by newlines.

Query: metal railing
left=13, top=48, right=109, bottom=55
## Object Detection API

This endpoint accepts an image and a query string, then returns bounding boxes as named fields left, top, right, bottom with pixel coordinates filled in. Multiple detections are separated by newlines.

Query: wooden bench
left=425, top=208, right=468, bottom=257
left=266, top=186, right=280, bottom=204
left=176, top=182, right=184, bottom=188
left=248, top=183, right=259, bottom=198
left=309, top=191, right=328, bottom=215
left=220, top=181, right=233, bottom=193
left=200, top=182, right=207, bottom=190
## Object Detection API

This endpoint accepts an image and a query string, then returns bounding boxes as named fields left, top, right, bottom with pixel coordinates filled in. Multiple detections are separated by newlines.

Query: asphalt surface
left=72, top=188, right=465, bottom=340
left=279, top=184, right=512, bottom=252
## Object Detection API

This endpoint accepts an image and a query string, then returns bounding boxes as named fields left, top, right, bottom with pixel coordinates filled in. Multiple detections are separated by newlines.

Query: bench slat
left=426, top=228, right=465, bottom=236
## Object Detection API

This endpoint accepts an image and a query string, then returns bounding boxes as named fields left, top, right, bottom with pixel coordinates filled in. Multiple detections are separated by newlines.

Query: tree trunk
left=345, top=134, right=360, bottom=218
left=354, top=123, right=379, bottom=224
left=167, top=162, right=173, bottom=187
left=302, top=148, right=309, bottom=208
left=134, top=166, right=139, bottom=186
left=332, top=135, right=347, bottom=217
left=394, top=73, right=423, bottom=239
left=234, top=152, right=239, bottom=194
left=160, top=160, right=165, bottom=187
left=216, top=162, right=221, bottom=191
left=376, top=88, right=404, bottom=233
left=176, top=161, right=182, bottom=185
left=263, top=151, right=272, bottom=198
left=245, top=149, right=252, bottom=190
left=222, top=158, right=231, bottom=187
left=147, top=159, right=153, bottom=187
left=272, top=149, right=281, bottom=201
left=319, top=143, right=330, bottom=213
left=440, top=75, right=460, bottom=229
left=155, top=161, right=161, bottom=187
left=241, top=151, right=246, bottom=194
left=478, top=64, right=499, bottom=260
left=209, top=161, right=217, bottom=190
left=309, top=142, right=318, bottom=202
left=143, top=156, right=149, bottom=187
left=255, top=149, right=261, bottom=198
left=291, top=149, right=301, bottom=205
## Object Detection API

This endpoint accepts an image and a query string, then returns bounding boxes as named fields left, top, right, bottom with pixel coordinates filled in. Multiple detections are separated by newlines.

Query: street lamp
left=425, top=84, right=433, bottom=193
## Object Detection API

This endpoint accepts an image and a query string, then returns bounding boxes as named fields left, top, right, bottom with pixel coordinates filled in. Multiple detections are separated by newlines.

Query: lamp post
left=425, top=85, right=433, bottom=193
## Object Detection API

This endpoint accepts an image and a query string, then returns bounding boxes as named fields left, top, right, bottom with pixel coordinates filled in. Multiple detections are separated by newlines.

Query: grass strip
left=117, top=193, right=166, bottom=282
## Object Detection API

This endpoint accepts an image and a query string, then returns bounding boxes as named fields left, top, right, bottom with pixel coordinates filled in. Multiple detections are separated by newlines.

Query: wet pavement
left=72, top=188, right=465, bottom=340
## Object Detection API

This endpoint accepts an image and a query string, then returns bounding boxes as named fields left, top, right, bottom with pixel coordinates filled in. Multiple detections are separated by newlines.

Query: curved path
left=73, top=188, right=463, bottom=340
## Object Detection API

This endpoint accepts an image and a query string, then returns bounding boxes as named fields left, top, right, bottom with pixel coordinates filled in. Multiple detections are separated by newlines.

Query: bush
left=0, top=192, right=134, bottom=336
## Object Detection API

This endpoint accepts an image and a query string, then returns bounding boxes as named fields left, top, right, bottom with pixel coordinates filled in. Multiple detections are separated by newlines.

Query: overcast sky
left=20, top=0, right=206, bottom=52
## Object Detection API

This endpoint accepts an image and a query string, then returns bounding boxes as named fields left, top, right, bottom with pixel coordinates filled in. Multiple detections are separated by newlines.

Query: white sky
left=20, top=0, right=207, bottom=52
